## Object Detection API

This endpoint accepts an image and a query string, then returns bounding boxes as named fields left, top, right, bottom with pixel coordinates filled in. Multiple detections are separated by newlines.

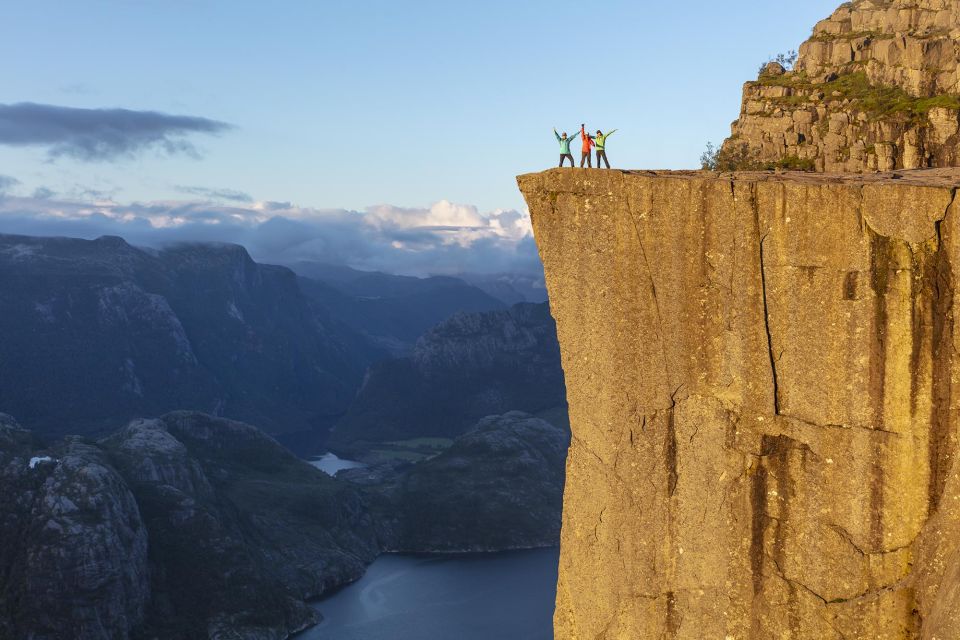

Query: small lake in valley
left=309, top=452, right=367, bottom=476
left=298, top=547, right=559, bottom=640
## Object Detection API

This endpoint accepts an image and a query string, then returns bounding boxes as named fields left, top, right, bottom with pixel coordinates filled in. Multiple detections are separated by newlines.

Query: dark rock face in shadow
left=0, top=415, right=149, bottom=640
left=330, top=303, right=567, bottom=451
left=0, top=412, right=380, bottom=639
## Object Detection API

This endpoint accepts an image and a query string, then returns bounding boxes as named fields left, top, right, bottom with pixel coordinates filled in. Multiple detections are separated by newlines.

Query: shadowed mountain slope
left=329, top=302, right=567, bottom=452
left=0, top=234, right=364, bottom=447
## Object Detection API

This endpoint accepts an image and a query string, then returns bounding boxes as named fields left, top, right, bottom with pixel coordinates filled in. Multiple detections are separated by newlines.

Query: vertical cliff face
left=519, top=168, right=960, bottom=638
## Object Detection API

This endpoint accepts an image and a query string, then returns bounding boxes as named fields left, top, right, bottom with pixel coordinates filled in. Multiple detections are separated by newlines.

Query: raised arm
left=607, top=129, right=618, bottom=137
left=554, top=129, right=561, bottom=142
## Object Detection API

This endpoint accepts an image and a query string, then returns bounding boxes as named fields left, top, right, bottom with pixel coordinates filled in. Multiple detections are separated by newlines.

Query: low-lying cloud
left=0, top=193, right=540, bottom=278
left=174, top=185, right=253, bottom=203
left=0, top=103, right=232, bottom=161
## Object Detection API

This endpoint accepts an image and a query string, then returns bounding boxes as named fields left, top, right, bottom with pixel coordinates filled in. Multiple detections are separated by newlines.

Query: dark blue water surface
left=299, top=547, right=559, bottom=640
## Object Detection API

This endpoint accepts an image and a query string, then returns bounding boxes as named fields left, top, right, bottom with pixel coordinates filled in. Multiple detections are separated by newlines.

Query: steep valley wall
left=519, top=168, right=960, bottom=639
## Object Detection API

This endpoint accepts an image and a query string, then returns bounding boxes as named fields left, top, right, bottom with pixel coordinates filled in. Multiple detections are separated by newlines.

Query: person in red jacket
left=579, top=124, right=595, bottom=168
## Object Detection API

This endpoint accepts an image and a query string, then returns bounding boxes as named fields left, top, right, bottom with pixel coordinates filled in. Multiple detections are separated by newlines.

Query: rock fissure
left=593, top=507, right=606, bottom=542
left=570, top=434, right=607, bottom=467
left=750, top=181, right=781, bottom=417
left=625, top=200, right=672, bottom=399
left=941, top=188, right=958, bottom=225
left=768, top=554, right=829, bottom=606
left=779, top=412, right=903, bottom=438
left=828, top=521, right=915, bottom=558
left=825, top=575, right=915, bottom=607
left=759, top=232, right=781, bottom=416
left=928, top=190, right=957, bottom=514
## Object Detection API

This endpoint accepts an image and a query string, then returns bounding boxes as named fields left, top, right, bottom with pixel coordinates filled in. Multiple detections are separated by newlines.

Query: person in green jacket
left=595, top=129, right=617, bottom=168
left=554, top=128, right=577, bottom=167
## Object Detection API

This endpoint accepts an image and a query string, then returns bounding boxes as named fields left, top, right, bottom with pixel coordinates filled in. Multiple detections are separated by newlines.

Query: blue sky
left=0, top=0, right=840, bottom=275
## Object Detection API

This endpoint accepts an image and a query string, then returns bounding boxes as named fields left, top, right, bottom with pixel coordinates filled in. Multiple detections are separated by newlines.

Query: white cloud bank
left=0, top=193, right=540, bottom=277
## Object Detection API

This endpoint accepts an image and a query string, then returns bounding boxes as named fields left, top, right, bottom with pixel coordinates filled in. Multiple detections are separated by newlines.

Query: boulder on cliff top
left=761, top=61, right=786, bottom=77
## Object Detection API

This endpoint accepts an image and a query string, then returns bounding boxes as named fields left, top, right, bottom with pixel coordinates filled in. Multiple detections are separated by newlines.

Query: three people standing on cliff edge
left=554, top=124, right=618, bottom=168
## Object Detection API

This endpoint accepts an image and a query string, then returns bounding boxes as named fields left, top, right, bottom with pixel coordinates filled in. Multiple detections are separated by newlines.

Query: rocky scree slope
left=722, top=0, right=960, bottom=172
left=520, top=167, right=960, bottom=639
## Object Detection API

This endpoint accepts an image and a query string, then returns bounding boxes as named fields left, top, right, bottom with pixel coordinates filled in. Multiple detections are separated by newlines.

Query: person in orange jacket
left=579, top=124, right=595, bottom=168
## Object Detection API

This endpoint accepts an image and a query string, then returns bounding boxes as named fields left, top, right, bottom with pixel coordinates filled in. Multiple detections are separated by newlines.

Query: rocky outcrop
left=519, top=168, right=960, bottom=638
left=329, top=302, right=567, bottom=451
left=392, top=412, right=568, bottom=551
left=721, top=0, right=960, bottom=172
left=0, top=419, right=150, bottom=640
left=110, top=412, right=382, bottom=638
left=0, top=412, right=381, bottom=639
left=801, top=0, right=960, bottom=97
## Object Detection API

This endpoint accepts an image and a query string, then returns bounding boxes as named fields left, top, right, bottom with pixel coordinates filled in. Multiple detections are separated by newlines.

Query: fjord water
left=301, top=548, right=559, bottom=640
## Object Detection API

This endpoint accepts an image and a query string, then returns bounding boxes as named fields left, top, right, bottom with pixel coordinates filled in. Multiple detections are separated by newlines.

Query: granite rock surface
left=520, top=168, right=960, bottom=639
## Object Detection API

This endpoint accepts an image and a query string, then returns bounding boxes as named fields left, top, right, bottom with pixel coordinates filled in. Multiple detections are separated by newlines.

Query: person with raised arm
left=594, top=128, right=617, bottom=168
left=579, top=124, right=595, bottom=168
left=554, top=128, right=577, bottom=167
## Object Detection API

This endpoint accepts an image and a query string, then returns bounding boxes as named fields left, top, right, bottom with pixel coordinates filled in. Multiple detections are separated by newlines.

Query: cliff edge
left=519, top=167, right=960, bottom=638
